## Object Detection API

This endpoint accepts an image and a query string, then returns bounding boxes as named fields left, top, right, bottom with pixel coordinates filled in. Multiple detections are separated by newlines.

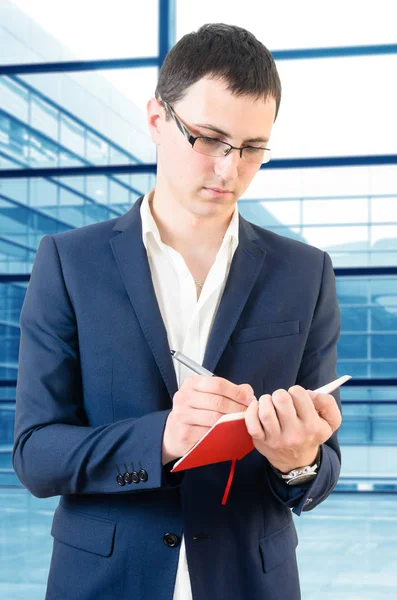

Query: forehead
left=174, top=76, right=276, bottom=140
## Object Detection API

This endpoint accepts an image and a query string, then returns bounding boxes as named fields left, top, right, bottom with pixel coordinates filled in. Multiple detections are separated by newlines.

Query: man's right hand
left=162, top=375, right=255, bottom=465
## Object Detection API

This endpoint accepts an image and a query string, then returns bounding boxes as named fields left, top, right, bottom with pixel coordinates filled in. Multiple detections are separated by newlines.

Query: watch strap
left=274, top=446, right=321, bottom=486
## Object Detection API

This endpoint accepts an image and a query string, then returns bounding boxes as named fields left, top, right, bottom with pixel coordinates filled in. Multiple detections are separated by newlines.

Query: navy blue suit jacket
left=13, top=196, right=341, bottom=600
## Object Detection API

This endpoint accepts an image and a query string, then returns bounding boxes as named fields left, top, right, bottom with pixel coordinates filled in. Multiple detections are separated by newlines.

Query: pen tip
left=170, top=350, right=175, bottom=356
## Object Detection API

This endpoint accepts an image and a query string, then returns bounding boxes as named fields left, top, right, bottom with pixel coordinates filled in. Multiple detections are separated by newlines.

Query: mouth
left=204, top=187, right=233, bottom=195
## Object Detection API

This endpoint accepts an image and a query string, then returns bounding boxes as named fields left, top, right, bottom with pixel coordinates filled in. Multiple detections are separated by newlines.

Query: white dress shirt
left=140, top=190, right=239, bottom=600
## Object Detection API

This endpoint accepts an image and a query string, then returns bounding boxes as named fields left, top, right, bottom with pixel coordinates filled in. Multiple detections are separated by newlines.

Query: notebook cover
left=171, top=415, right=254, bottom=472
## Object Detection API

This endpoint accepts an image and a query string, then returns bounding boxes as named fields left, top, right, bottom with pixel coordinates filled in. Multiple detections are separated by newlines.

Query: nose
left=213, top=148, right=240, bottom=182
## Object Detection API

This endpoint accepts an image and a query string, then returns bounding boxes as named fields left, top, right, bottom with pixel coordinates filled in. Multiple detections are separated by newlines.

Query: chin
left=191, top=197, right=230, bottom=218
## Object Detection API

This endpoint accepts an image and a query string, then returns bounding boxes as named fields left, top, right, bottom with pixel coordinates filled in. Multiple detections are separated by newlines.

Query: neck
left=148, top=185, right=235, bottom=256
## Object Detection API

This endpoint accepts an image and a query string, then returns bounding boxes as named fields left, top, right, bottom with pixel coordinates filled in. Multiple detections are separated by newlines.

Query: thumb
left=309, top=391, right=342, bottom=431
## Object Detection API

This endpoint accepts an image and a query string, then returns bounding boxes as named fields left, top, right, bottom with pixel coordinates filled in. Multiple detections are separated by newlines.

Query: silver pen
left=170, top=350, right=214, bottom=377
left=170, top=350, right=352, bottom=397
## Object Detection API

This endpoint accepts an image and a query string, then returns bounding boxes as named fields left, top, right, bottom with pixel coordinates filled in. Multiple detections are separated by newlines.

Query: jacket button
left=163, top=533, right=180, bottom=548
left=131, top=471, right=140, bottom=484
left=138, top=469, right=148, bottom=482
left=123, top=472, right=132, bottom=484
left=116, top=474, right=125, bottom=486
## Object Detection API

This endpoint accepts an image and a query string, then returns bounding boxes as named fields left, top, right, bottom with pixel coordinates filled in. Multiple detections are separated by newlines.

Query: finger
left=288, top=385, right=318, bottom=421
left=310, top=393, right=342, bottom=431
left=271, top=389, right=298, bottom=432
left=245, top=399, right=266, bottom=441
left=183, top=407, right=225, bottom=428
left=190, top=376, right=253, bottom=408
left=238, top=382, right=255, bottom=402
left=258, top=394, right=281, bottom=441
left=185, top=391, right=249, bottom=415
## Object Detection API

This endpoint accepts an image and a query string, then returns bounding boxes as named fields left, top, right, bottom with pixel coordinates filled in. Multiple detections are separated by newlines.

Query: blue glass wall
left=1, top=0, right=397, bottom=597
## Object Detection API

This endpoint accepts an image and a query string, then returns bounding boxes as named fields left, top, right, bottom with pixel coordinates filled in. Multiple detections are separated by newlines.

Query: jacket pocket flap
left=232, top=320, right=300, bottom=344
left=51, top=504, right=116, bottom=557
left=259, top=521, right=298, bottom=573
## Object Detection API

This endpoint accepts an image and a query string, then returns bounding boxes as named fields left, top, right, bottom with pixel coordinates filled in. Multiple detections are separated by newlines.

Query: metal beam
left=0, top=163, right=157, bottom=179
left=1, top=154, right=396, bottom=179
left=259, top=155, right=397, bottom=170
left=1, top=44, right=395, bottom=78
left=0, top=57, right=159, bottom=76
left=272, top=44, right=397, bottom=60
left=158, top=0, right=176, bottom=66
left=334, top=267, right=397, bottom=276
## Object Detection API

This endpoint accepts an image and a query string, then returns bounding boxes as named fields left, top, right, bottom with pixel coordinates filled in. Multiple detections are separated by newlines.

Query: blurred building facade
left=1, top=0, right=396, bottom=494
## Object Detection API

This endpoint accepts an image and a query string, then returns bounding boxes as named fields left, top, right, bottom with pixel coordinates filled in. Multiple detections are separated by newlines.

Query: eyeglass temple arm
left=160, top=100, right=194, bottom=144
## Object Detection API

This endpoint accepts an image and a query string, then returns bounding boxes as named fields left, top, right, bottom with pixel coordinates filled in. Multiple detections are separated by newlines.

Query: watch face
left=287, top=472, right=317, bottom=486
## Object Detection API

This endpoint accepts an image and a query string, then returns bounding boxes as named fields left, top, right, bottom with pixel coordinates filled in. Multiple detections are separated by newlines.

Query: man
left=13, top=24, right=342, bottom=600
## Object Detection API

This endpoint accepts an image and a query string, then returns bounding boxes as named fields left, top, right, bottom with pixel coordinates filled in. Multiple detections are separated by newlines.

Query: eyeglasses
left=161, top=100, right=272, bottom=165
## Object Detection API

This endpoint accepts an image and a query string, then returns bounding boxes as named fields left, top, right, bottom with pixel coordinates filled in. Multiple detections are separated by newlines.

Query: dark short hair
left=155, top=23, right=282, bottom=121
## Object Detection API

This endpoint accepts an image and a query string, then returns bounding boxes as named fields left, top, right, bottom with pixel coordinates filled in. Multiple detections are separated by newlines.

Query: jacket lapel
left=203, top=216, right=267, bottom=373
left=110, top=199, right=267, bottom=393
left=109, top=197, right=178, bottom=400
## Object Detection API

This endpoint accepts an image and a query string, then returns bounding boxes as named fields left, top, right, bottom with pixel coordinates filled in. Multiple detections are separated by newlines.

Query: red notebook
left=171, top=375, right=351, bottom=504
left=171, top=411, right=254, bottom=472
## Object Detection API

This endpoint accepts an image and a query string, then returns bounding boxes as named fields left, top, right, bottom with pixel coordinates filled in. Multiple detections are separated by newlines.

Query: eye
left=200, top=137, right=223, bottom=145
left=244, top=146, right=265, bottom=154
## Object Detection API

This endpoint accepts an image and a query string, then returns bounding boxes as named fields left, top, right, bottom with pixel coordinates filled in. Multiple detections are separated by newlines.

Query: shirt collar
left=141, top=189, right=163, bottom=250
left=140, top=189, right=239, bottom=252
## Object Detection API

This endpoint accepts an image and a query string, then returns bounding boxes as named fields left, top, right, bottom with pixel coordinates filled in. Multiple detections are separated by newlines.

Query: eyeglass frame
left=160, top=99, right=271, bottom=164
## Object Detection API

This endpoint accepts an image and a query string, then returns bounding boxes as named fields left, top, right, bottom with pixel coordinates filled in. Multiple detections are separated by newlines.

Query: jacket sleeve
left=266, top=251, right=342, bottom=516
left=12, top=234, right=183, bottom=498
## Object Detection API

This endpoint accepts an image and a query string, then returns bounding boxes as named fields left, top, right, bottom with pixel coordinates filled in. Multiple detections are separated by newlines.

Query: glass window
left=243, top=167, right=396, bottom=266
left=371, top=197, right=397, bottom=223
left=0, top=179, right=28, bottom=204
left=85, top=176, right=109, bottom=206
left=29, top=178, right=58, bottom=208
left=338, top=414, right=370, bottom=444
left=370, top=362, right=397, bottom=377
left=337, top=362, right=368, bottom=378
left=176, top=0, right=397, bottom=49
left=338, top=334, right=369, bottom=359
left=241, top=200, right=301, bottom=227
left=18, top=68, right=157, bottom=164
left=371, top=226, right=397, bottom=250
left=59, top=115, right=84, bottom=157
left=340, top=307, right=368, bottom=332
left=31, top=95, right=58, bottom=140
left=0, top=77, right=29, bottom=122
left=372, top=306, right=397, bottom=331
left=302, top=225, right=370, bottom=253
left=0, top=115, right=28, bottom=164
left=372, top=335, right=397, bottom=359
left=303, top=198, right=369, bottom=225
left=370, top=278, right=397, bottom=304
left=2, top=1, right=159, bottom=63
left=272, top=55, right=397, bottom=159
left=109, top=178, right=130, bottom=208
left=28, top=132, right=59, bottom=168
left=87, top=132, right=109, bottom=165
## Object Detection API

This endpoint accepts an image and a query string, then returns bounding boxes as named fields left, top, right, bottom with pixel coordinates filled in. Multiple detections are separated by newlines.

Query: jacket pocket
left=51, top=504, right=116, bottom=557
left=232, top=320, right=300, bottom=344
left=259, top=520, right=298, bottom=573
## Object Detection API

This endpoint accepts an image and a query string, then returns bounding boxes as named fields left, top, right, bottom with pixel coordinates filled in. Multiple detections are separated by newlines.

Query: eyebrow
left=194, top=122, right=269, bottom=144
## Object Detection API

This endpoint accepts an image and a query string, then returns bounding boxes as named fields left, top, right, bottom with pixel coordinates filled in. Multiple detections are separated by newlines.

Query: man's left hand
left=244, top=385, right=342, bottom=473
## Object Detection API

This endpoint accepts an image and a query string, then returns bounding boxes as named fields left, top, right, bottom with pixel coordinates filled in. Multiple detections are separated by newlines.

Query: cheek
left=240, top=165, right=261, bottom=188
left=181, top=153, right=214, bottom=184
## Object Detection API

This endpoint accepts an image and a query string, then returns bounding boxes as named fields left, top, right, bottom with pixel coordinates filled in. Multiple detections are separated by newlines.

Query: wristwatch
left=274, top=447, right=321, bottom=486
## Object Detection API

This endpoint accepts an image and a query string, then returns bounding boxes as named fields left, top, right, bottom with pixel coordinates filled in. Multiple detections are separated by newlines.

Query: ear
left=147, top=97, right=164, bottom=146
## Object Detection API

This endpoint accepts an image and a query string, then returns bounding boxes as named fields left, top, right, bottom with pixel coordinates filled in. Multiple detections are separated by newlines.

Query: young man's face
left=149, top=76, right=276, bottom=220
